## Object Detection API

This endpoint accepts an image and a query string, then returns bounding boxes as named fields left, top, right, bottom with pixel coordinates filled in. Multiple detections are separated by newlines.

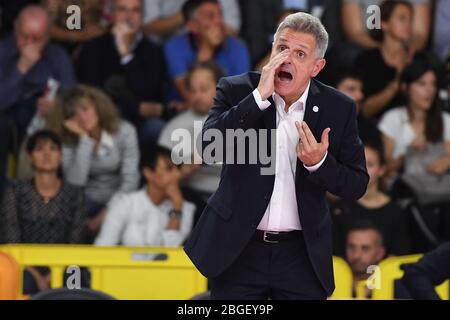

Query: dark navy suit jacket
left=184, top=72, right=369, bottom=296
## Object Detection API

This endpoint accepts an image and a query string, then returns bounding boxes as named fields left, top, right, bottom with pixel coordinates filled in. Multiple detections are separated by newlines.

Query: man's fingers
left=321, top=128, right=331, bottom=146
left=296, top=121, right=310, bottom=150
left=268, top=50, right=290, bottom=70
left=296, top=142, right=303, bottom=158
left=301, top=121, right=317, bottom=146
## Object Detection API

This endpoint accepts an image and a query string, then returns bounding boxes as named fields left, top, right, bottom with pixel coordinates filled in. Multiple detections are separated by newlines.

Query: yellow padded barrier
left=0, top=245, right=207, bottom=300
left=331, top=256, right=353, bottom=299
left=0, top=252, right=21, bottom=300
left=371, top=254, right=449, bottom=300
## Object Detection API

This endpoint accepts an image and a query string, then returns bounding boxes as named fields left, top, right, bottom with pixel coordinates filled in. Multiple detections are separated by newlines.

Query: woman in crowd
left=378, top=59, right=450, bottom=182
left=47, top=85, right=140, bottom=238
left=342, top=0, right=430, bottom=53
left=355, top=0, right=414, bottom=119
left=0, top=130, right=88, bottom=293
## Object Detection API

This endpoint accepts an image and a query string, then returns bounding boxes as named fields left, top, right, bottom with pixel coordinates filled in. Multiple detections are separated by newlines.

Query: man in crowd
left=77, top=0, right=166, bottom=150
left=164, top=0, right=250, bottom=105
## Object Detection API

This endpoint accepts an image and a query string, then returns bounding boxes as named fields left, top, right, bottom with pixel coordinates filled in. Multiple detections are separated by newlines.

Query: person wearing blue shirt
left=164, top=0, right=250, bottom=106
left=0, top=5, right=76, bottom=143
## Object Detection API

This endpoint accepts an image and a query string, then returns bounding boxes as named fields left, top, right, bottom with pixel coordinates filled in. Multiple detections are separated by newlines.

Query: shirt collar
left=97, top=130, right=115, bottom=157
left=113, top=31, right=143, bottom=53
left=272, top=79, right=311, bottom=114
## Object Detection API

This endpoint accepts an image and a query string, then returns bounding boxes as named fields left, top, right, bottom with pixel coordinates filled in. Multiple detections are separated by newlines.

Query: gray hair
left=274, top=12, right=329, bottom=58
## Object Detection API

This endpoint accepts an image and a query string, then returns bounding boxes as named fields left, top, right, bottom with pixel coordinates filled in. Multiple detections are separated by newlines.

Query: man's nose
left=283, top=52, right=293, bottom=64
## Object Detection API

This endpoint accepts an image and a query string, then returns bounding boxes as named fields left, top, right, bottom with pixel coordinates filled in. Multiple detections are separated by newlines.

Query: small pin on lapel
left=313, top=106, right=319, bottom=113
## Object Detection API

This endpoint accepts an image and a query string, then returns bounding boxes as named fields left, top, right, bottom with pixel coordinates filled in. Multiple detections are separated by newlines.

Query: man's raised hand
left=257, top=49, right=290, bottom=100
left=296, top=121, right=330, bottom=167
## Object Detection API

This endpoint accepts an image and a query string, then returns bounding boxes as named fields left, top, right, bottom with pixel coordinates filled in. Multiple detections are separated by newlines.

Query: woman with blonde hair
left=47, top=85, right=140, bottom=238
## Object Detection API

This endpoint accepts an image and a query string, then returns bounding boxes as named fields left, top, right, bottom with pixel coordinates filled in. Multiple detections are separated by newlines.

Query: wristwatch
left=169, top=209, right=182, bottom=220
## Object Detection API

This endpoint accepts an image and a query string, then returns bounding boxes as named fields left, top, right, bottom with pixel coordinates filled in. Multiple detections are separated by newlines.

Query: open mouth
left=277, top=70, right=293, bottom=82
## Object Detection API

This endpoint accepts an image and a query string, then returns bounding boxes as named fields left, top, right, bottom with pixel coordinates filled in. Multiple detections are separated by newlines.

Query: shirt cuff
left=304, top=151, right=328, bottom=172
left=121, top=53, right=134, bottom=65
left=252, top=89, right=271, bottom=111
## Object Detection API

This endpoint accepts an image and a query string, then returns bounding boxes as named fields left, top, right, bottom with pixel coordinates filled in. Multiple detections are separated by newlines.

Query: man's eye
left=297, top=51, right=305, bottom=58
left=279, top=45, right=287, bottom=51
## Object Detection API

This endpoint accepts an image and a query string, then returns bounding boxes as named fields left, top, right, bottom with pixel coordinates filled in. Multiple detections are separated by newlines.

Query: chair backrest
left=331, top=256, right=354, bottom=299
left=31, top=288, right=116, bottom=300
left=0, top=252, right=20, bottom=300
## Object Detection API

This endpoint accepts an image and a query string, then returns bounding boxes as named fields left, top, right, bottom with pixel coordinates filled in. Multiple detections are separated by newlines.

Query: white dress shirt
left=252, top=81, right=327, bottom=231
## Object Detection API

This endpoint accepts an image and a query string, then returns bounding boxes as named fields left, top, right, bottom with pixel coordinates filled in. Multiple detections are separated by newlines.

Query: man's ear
left=376, top=246, right=386, bottom=261
left=186, top=20, right=197, bottom=33
left=142, top=167, right=152, bottom=181
left=311, top=58, right=326, bottom=77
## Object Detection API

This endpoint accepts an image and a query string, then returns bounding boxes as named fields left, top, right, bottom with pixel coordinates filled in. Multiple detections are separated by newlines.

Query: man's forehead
left=20, top=14, right=48, bottom=30
left=349, top=230, right=379, bottom=243
left=116, top=2, right=142, bottom=10
left=276, top=31, right=315, bottom=50
left=196, top=2, right=221, bottom=14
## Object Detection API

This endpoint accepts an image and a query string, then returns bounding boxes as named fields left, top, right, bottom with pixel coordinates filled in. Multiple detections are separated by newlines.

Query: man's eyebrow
left=277, top=38, right=310, bottom=50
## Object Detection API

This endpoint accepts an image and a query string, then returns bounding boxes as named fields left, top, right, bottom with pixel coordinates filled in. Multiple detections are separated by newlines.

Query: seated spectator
left=448, top=53, right=450, bottom=96
left=342, top=0, right=430, bottom=53
left=164, top=0, right=250, bottom=104
left=344, top=221, right=386, bottom=299
left=95, top=146, right=195, bottom=247
left=0, top=0, right=40, bottom=37
left=432, top=0, right=450, bottom=63
left=355, top=0, right=414, bottom=119
left=378, top=59, right=450, bottom=185
left=46, top=85, right=140, bottom=237
left=0, top=5, right=76, bottom=143
left=42, top=0, right=107, bottom=56
left=158, top=61, right=223, bottom=224
left=77, top=0, right=166, bottom=150
left=142, top=0, right=241, bottom=42
left=334, top=69, right=382, bottom=147
left=0, top=130, right=88, bottom=294
left=0, top=116, right=11, bottom=196
left=402, top=241, right=450, bottom=300
left=332, top=140, right=411, bottom=256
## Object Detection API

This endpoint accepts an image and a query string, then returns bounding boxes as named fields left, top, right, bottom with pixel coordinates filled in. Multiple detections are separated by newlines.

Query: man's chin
left=274, top=84, right=296, bottom=98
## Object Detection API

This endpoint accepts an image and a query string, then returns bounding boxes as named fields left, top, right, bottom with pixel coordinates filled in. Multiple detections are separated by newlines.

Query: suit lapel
left=303, top=79, right=322, bottom=136
left=262, top=96, right=276, bottom=130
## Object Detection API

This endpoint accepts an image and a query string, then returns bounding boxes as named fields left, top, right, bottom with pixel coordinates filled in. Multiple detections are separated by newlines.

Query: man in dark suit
left=402, top=242, right=450, bottom=300
left=184, top=12, right=369, bottom=300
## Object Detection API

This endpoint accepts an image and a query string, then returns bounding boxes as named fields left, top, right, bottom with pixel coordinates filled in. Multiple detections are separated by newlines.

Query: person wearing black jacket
left=402, top=242, right=450, bottom=300
left=77, top=0, right=166, bottom=149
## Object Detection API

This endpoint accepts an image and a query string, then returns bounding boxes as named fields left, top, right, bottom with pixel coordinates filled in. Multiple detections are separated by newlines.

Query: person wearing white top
left=378, top=59, right=450, bottom=179
left=95, top=146, right=195, bottom=247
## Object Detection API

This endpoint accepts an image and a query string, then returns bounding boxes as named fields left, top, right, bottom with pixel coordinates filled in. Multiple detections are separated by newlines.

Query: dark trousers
left=209, top=232, right=327, bottom=300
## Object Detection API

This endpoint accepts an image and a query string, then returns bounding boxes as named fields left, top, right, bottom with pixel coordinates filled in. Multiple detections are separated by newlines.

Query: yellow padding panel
left=331, top=256, right=353, bottom=299
left=371, top=254, right=449, bottom=300
left=0, top=245, right=207, bottom=300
